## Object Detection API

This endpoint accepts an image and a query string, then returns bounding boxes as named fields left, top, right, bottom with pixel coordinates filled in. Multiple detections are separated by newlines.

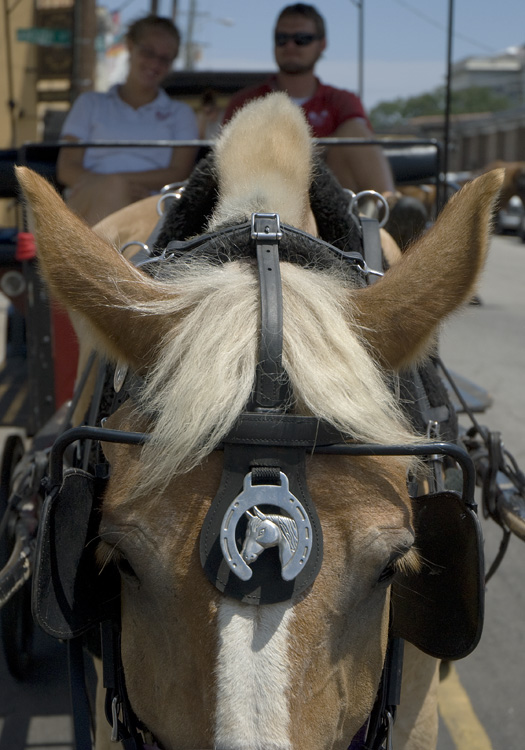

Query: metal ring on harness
left=156, top=185, right=185, bottom=216
left=350, top=190, right=390, bottom=228
left=160, top=181, right=186, bottom=194
left=119, top=241, right=150, bottom=257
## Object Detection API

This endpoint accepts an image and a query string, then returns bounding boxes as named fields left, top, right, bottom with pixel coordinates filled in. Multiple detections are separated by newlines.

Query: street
left=437, top=230, right=525, bottom=750
left=0, top=231, right=524, bottom=749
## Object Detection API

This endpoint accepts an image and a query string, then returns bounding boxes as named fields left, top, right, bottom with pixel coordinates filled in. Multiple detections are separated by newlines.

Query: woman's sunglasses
left=274, top=32, right=322, bottom=47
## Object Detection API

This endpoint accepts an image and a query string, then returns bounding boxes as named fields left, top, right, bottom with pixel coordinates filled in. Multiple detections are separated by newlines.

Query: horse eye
left=116, top=555, right=139, bottom=582
left=377, top=564, right=397, bottom=584
left=377, top=544, right=419, bottom=586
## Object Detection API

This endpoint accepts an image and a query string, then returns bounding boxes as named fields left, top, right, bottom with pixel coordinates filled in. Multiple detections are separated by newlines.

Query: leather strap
left=360, top=216, right=383, bottom=284
left=225, top=412, right=350, bottom=446
left=252, top=214, right=288, bottom=409
left=68, top=637, right=93, bottom=750
left=102, top=620, right=145, bottom=749
left=409, top=367, right=450, bottom=427
left=159, top=221, right=367, bottom=271
left=364, top=636, right=404, bottom=750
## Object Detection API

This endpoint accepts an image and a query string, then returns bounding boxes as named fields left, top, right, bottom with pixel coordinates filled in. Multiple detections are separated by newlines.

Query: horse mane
left=123, top=255, right=419, bottom=496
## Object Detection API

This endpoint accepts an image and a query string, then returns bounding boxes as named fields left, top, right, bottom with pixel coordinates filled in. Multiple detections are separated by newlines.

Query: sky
left=98, top=0, right=525, bottom=110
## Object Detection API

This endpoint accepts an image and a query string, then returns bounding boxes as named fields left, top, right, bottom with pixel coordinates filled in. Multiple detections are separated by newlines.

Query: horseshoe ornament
left=220, top=471, right=312, bottom=581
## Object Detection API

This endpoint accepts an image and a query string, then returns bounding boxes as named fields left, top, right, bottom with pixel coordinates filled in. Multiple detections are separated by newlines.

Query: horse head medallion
left=241, top=506, right=299, bottom=568
left=220, top=471, right=312, bottom=581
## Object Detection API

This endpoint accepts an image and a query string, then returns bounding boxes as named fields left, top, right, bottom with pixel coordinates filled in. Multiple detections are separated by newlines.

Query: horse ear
left=245, top=510, right=256, bottom=519
left=15, top=167, right=172, bottom=370
left=352, top=169, right=504, bottom=370
left=253, top=506, right=266, bottom=519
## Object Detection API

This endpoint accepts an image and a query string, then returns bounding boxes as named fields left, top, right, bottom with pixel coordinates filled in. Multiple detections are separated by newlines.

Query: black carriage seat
left=384, top=145, right=440, bottom=186
left=0, top=149, right=20, bottom=201
left=0, top=142, right=444, bottom=209
left=16, top=144, right=65, bottom=195
left=0, top=145, right=65, bottom=201
left=385, top=143, right=462, bottom=197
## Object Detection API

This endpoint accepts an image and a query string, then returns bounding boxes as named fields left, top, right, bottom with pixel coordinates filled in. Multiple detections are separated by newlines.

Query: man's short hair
left=276, top=4, right=326, bottom=39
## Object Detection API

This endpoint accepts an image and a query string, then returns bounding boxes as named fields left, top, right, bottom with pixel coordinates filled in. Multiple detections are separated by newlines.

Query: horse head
left=17, top=92, right=503, bottom=750
left=241, top=507, right=299, bottom=570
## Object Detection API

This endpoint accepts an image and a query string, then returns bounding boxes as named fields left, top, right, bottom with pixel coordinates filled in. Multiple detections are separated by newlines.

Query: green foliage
left=370, top=85, right=511, bottom=130
left=452, top=86, right=510, bottom=113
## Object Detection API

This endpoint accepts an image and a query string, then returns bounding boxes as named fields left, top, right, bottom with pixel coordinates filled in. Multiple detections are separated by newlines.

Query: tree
left=370, top=85, right=511, bottom=130
left=452, top=86, right=510, bottom=113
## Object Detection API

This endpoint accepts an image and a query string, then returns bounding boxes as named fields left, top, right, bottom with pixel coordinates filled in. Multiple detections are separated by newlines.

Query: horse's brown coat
left=16, top=93, right=503, bottom=750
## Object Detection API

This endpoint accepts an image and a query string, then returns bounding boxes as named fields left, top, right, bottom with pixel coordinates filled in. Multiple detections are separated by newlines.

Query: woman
left=57, top=15, right=198, bottom=226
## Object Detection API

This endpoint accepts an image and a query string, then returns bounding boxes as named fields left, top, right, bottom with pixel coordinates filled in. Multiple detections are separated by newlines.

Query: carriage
left=1, top=95, right=525, bottom=750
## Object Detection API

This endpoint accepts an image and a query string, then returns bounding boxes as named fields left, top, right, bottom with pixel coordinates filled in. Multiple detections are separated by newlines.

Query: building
left=392, top=47, right=525, bottom=173
left=1, top=0, right=97, bottom=225
left=407, top=107, right=525, bottom=173
left=451, top=46, right=525, bottom=107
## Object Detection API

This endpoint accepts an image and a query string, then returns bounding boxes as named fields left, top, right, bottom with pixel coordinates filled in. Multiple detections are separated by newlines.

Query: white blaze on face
left=215, top=599, right=294, bottom=750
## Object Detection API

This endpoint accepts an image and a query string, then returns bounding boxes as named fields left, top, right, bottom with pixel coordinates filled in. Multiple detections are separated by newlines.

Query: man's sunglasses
left=274, top=32, right=322, bottom=47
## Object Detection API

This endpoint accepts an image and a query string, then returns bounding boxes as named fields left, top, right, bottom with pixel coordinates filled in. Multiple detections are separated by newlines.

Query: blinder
left=316, top=441, right=484, bottom=661
left=32, top=426, right=147, bottom=639
left=392, top=490, right=484, bottom=660
left=32, top=467, right=117, bottom=639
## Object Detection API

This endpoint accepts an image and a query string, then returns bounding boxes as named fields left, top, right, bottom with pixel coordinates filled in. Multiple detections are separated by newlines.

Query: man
left=223, top=3, right=395, bottom=196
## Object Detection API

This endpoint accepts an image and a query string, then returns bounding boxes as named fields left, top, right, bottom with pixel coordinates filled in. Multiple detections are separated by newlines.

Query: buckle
left=110, top=694, right=121, bottom=742
left=251, top=212, right=283, bottom=241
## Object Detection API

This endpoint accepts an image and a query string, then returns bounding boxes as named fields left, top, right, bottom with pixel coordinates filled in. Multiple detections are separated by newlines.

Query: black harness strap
left=102, top=620, right=145, bottom=749
left=364, top=636, right=405, bottom=750
left=68, top=638, right=94, bottom=750
left=252, top=213, right=289, bottom=409
left=409, top=367, right=450, bottom=428
left=360, top=216, right=384, bottom=283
